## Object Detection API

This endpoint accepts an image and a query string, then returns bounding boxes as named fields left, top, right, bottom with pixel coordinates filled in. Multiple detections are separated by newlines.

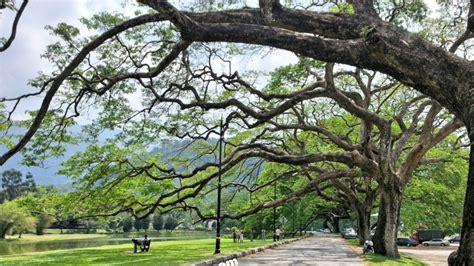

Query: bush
left=164, top=216, right=178, bottom=231
left=36, top=214, right=54, bottom=235
left=122, top=217, right=133, bottom=232
left=153, top=215, right=164, bottom=232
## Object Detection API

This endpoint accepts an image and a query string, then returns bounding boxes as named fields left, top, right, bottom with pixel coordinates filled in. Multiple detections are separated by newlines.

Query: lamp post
left=214, top=118, right=224, bottom=254
left=273, top=181, right=276, bottom=241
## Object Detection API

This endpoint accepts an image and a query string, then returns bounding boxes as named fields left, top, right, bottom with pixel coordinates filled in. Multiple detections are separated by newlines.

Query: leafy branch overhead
left=0, top=0, right=473, bottom=263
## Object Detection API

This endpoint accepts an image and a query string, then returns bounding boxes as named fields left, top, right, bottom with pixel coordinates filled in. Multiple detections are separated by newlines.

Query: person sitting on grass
left=363, top=239, right=374, bottom=254
left=142, top=234, right=148, bottom=250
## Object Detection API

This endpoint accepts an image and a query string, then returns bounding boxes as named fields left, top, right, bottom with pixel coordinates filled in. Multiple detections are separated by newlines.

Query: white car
left=422, top=239, right=450, bottom=246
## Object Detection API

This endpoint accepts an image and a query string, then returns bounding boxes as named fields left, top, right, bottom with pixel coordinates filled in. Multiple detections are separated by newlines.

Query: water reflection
left=0, top=231, right=213, bottom=255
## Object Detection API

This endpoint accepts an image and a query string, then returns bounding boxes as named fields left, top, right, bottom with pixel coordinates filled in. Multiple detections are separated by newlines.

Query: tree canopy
left=0, top=0, right=473, bottom=264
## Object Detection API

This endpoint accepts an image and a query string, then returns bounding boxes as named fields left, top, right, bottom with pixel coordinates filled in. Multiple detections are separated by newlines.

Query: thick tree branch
left=141, top=1, right=472, bottom=119
left=399, top=118, right=463, bottom=183
left=450, top=0, right=474, bottom=53
left=0, top=0, right=28, bottom=52
left=221, top=169, right=360, bottom=219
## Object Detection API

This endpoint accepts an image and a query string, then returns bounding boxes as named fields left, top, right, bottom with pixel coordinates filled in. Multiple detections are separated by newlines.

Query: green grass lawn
left=362, top=253, right=425, bottom=266
left=0, top=238, right=276, bottom=265
left=345, top=239, right=426, bottom=266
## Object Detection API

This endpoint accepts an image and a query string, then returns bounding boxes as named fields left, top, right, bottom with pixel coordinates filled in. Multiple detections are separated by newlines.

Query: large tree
left=0, top=169, right=36, bottom=203
left=0, top=0, right=473, bottom=263
left=19, top=188, right=72, bottom=234
left=0, top=200, right=35, bottom=239
left=152, top=214, right=164, bottom=232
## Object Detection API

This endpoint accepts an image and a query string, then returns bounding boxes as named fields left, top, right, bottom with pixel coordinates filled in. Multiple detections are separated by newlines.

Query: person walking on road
left=275, top=228, right=282, bottom=241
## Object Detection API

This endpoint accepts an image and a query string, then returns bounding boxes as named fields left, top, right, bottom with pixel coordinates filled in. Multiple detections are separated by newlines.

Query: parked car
left=448, top=235, right=461, bottom=243
left=397, top=237, right=418, bottom=247
left=342, top=228, right=357, bottom=239
left=422, top=239, right=450, bottom=246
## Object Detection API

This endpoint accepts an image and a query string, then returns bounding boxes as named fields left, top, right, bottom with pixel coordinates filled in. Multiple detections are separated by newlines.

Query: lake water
left=0, top=231, right=214, bottom=255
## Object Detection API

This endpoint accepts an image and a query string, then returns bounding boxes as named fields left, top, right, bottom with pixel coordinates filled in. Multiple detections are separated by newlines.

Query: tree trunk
left=0, top=223, right=13, bottom=239
left=36, top=227, right=44, bottom=235
left=357, top=207, right=372, bottom=245
left=299, top=219, right=303, bottom=236
left=373, top=187, right=402, bottom=258
left=331, top=217, right=340, bottom=233
left=0, top=229, right=7, bottom=239
left=452, top=129, right=474, bottom=265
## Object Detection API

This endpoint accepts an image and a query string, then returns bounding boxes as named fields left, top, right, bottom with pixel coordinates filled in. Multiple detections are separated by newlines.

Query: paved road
left=400, top=247, right=454, bottom=266
left=238, top=234, right=364, bottom=265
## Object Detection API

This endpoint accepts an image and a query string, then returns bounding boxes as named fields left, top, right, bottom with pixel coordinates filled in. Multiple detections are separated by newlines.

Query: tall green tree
left=0, top=169, right=36, bottom=203
left=152, top=215, right=164, bottom=232
left=0, top=200, right=35, bottom=239
left=122, top=217, right=133, bottom=233
left=164, top=216, right=178, bottom=232
left=35, top=214, right=55, bottom=235
left=1, top=1, right=473, bottom=263
left=18, top=188, right=72, bottom=235
left=140, top=216, right=151, bottom=233
left=106, top=217, right=121, bottom=233
left=133, top=218, right=142, bottom=232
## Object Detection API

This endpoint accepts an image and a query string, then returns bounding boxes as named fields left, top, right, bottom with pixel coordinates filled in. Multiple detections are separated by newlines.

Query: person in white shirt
left=275, top=228, right=282, bottom=241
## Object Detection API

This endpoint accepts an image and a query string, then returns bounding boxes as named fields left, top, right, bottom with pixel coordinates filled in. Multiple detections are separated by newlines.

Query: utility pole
left=214, top=118, right=224, bottom=254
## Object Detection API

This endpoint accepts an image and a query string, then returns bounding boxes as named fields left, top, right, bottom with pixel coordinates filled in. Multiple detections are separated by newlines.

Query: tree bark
left=373, top=186, right=402, bottom=258
left=36, top=227, right=44, bottom=235
left=331, top=217, right=340, bottom=233
left=0, top=223, right=13, bottom=239
left=356, top=206, right=372, bottom=245
left=453, top=127, right=474, bottom=265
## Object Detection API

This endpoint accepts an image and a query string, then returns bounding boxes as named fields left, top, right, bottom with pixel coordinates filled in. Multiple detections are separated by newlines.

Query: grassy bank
left=0, top=238, right=275, bottom=265
left=345, top=239, right=426, bottom=266
left=3, top=233, right=105, bottom=242
left=2, top=230, right=212, bottom=243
